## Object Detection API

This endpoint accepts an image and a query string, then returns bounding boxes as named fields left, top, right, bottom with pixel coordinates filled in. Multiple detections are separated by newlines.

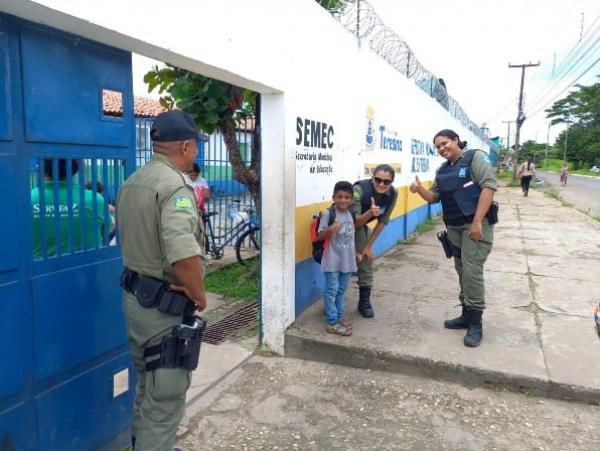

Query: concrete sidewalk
left=286, top=186, right=600, bottom=403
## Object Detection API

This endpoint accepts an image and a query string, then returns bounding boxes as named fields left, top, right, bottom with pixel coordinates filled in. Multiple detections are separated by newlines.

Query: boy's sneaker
left=326, top=322, right=352, bottom=336
left=338, top=318, right=353, bottom=330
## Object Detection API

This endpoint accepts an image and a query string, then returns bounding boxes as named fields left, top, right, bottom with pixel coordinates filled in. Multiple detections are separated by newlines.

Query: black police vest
left=354, top=179, right=396, bottom=225
left=436, top=149, right=480, bottom=226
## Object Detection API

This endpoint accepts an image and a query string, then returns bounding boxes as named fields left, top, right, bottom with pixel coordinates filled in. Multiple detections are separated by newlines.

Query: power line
left=525, top=28, right=600, bottom=113
left=527, top=55, right=600, bottom=119
left=525, top=12, right=600, bottom=111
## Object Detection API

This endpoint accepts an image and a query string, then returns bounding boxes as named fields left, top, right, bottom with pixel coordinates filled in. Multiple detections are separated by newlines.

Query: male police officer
left=117, top=110, right=207, bottom=451
left=352, top=164, right=398, bottom=317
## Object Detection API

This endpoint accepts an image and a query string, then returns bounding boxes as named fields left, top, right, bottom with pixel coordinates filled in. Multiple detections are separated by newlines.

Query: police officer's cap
left=150, top=110, right=199, bottom=142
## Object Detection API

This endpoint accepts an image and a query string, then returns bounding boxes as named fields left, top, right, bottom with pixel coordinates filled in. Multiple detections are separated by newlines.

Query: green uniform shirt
left=352, top=183, right=398, bottom=225
left=117, top=153, right=204, bottom=284
left=31, top=182, right=108, bottom=259
left=429, top=150, right=497, bottom=202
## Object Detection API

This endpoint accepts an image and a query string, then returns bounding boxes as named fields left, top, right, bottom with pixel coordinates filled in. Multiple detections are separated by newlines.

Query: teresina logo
left=365, top=106, right=375, bottom=151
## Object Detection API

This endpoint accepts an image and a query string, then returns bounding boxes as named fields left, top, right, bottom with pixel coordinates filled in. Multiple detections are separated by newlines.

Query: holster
left=120, top=268, right=195, bottom=316
left=437, top=231, right=454, bottom=259
left=487, top=201, right=499, bottom=225
left=143, top=316, right=207, bottom=372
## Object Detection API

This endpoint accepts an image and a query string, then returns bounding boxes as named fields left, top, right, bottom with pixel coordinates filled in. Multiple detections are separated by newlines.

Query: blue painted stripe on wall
left=295, top=258, right=325, bottom=316
left=405, top=204, right=430, bottom=237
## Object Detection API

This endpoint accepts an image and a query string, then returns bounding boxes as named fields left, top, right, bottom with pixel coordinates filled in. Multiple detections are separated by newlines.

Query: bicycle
left=202, top=200, right=260, bottom=266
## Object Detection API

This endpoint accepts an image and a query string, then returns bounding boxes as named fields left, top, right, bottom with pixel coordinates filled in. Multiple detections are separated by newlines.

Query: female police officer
left=410, top=129, right=496, bottom=347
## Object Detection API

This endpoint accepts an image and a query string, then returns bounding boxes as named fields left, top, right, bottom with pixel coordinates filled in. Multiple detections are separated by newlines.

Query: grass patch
left=539, top=159, right=600, bottom=177
left=497, top=170, right=513, bottom=180
left=204, top=261, right=259, bottom=300
left=592, top=216, right=600, bottom=223
left=544, top=187, right=561, bottom=201
left=401, top=235, right=417, bottom=245
left=507, top=180, right=521, bottom=188
left=401, top=215, right=440, bottom=245
left=415, top=217, right=438, bottom=234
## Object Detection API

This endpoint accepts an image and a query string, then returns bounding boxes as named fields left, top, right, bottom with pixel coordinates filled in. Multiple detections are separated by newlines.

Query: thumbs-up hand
left=329, top=218, right=341, bottom=234
left=409, top=175, right=421, bottom=193
left=370, top=197, right=381, bottom=217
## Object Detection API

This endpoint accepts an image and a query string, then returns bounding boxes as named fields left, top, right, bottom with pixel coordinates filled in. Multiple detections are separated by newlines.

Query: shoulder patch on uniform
left=174, top=195, right=194, bottom=210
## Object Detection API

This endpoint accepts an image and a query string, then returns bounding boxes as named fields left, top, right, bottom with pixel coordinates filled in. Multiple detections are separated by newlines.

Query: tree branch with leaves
left=144, top=66, right=260, bottom=209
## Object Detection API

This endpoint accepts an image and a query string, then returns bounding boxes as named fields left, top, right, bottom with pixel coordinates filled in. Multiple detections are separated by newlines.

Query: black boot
left=464, top=309, right=483, bottom=347
left=358, top=286, right=374, bottom=318
left=444, top=305, right=468, bottom=329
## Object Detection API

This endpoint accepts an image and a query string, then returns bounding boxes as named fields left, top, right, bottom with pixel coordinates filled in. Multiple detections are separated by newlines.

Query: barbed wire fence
left=325, top=0, right=490, bottom=143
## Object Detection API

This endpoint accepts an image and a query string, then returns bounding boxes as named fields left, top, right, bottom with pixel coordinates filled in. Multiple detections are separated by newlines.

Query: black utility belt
left=120, top=268, right=195, bottom=316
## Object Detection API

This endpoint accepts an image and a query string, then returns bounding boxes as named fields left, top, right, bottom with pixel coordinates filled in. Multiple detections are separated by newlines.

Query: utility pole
left=502, top=120, right=513, bottom=167
left=509, top=61, right=540, bottom=180
left=545, top=123, right=551, bottom=170
left=563, top=112, right=570, bottom=162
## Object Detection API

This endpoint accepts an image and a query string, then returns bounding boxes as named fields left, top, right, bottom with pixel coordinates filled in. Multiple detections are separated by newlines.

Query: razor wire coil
left=329, top=0, right=489, bottom=143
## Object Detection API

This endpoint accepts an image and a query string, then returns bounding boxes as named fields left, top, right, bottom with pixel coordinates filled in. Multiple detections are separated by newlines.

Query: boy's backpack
left=310, top=205, right=336, bottom=264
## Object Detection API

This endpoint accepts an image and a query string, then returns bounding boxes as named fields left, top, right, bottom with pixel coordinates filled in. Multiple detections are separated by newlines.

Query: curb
left=284, top=332, right=600, bottom=405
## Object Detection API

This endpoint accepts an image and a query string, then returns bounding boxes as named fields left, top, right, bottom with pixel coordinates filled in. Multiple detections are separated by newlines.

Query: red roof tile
left=102, top=90, right=165, bottom=117
left=102, top=91, right=255, bottom=132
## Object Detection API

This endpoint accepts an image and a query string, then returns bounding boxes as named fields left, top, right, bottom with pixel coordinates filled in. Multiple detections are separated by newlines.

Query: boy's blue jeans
left=323, top=272, right=352, bottom=325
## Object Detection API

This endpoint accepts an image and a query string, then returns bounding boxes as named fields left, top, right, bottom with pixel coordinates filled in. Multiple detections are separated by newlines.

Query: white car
left=591, top=166, right=600, bottom=173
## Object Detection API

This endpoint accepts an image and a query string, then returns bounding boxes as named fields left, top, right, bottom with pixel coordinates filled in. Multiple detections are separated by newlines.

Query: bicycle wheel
left=235, top=226, right=261, bottom=266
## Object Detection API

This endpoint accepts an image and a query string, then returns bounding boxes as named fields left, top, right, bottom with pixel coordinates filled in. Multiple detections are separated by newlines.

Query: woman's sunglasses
left=373, top=176, right=393, bottom=186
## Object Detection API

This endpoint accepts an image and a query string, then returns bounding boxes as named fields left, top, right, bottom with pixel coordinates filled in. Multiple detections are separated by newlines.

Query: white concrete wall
left=1, top=0, right=488, bottom=353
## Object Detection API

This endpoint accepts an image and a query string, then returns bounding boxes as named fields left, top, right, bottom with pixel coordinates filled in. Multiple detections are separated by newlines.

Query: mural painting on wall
left=295, top=116, right=334, bottom=176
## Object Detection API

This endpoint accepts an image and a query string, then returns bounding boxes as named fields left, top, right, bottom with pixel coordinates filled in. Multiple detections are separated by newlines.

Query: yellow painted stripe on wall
left=294, top=183, right=434, bottom=263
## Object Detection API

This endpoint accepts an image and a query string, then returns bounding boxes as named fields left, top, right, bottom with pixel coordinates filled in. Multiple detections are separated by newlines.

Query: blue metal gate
left=0, top=14, right=135, bottom=450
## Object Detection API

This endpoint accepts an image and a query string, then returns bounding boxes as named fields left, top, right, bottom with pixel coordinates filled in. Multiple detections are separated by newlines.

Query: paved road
left=537, top=170, right=600, bottom=216
left=178, top=356, right=600, bottom=451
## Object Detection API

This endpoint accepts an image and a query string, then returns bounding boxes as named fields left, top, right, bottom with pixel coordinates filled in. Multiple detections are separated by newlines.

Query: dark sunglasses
left=373, top=176, right=393, bottom=186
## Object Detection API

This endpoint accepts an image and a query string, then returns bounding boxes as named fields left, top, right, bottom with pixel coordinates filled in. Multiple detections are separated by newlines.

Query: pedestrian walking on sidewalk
left=117, top=110, right=208, bottom=451
left=318, top=181, right=359, bottom=336
left=518, top=158, right=536, bottom=196
left=410, top=129, right=497, bottom=347
left=352, top=165, right=398, bottom=318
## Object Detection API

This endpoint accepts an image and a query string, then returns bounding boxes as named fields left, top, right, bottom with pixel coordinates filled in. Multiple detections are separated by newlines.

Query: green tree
left=144, top=66, right=260, bottom=208
left=519, top=140, right=547, bottom=164
left=545, top=78, right=600, bottom=166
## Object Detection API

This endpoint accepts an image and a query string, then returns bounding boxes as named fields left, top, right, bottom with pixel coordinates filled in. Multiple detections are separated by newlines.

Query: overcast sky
left=367, top=0, right=600, bottom=144
left=133, top=0, right=600, bottom=145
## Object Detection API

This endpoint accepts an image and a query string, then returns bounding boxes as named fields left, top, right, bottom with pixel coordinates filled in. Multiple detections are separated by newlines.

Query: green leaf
left=204, top=98, right=218, bottom=112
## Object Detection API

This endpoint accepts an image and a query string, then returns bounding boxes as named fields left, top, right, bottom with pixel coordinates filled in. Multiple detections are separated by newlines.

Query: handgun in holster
left=437, top=230, right=454, bottom=259
left=144, top=316, right=207, bottom=372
